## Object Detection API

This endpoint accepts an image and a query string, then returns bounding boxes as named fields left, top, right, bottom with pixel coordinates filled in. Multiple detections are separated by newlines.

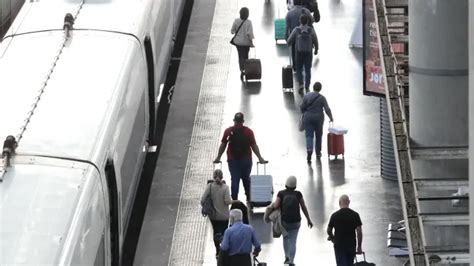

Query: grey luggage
left=249, top=162, right=273, bottom=209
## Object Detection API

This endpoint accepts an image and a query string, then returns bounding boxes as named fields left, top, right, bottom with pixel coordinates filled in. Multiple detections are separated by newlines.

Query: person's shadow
left=328, top=159, right=345, bottom=187
left=249, top=212, right=273, bottom=244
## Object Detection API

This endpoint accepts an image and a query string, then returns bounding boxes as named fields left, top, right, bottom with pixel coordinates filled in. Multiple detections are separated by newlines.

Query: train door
left=105, top=159, right=120, bottom=265
left=144, top=36, right=156, bottom=144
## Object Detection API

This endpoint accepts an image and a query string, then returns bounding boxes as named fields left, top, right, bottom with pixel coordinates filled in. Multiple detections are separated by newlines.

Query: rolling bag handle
left=213, top=161, right=222, bottom=170
left=256, top=161, right=268, bottom=175
left=249, top=46, right=257, bottom=59
left=354, top=251, right=367, bottom=262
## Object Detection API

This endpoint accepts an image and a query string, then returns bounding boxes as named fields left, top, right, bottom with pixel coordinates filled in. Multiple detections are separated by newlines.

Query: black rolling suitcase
left=244, top=48, right=261, bottom=81
left=282, top=65, right=293, bottom=91
left=282, top=48, right=293, bottom=92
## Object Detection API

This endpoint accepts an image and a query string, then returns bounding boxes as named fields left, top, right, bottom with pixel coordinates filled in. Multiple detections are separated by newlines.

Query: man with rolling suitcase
left=327, top=195, right=363, bottom=266
left=219, top=209, right=261, bottom=266
left=213, top=112, right=267, bottom=200
left=285, top=0, right=314, bottom=71
left=287, top=14, right=319, bottom=93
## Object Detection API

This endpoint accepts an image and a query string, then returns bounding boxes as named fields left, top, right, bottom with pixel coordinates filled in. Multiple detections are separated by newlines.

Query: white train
left=0, top=0, right=185, bottom=264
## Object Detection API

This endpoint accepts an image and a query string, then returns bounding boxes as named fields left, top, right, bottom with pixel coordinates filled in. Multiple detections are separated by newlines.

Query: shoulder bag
left=201, top=183, right=215, bottom=217
left=298, top=94, right=321, bottom=132
left=230, top=19, right=246, bottom=46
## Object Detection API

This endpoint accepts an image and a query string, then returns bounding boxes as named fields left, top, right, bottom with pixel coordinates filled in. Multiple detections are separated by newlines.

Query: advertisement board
left=363, top=0, right=385, bottom=96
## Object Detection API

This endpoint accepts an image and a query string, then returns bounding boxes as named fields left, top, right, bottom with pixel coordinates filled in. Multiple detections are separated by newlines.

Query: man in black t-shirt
left=327, top=195, right=363, bottom=266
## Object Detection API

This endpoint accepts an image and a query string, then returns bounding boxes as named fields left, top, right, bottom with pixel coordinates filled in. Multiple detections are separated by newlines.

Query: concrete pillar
left=469, top=0, right=474, bottom=263
left=410, top=0, right=468, bottom=148
left=410, top=0, right=469, bottom=250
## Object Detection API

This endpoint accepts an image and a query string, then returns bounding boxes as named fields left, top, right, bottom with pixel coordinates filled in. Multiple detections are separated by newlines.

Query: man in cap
left=213, top=112, right=267, bottom=200
left=327, top=194, right=363, bottom=266
left=274, top=176, right=313, bottom=265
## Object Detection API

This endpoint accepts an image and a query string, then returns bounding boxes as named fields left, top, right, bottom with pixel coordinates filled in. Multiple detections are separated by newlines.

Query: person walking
left=219, top=209, right=261, bottom=266
left=300, top=81, right=333, bottom=163
left=327, top=195, right=363, bottom=266
left=213, top=112, right=267, bottom=200
left=201, top=169, right=239, bottom=258
left=287, top=14, right=319, bottom=93
left=285, top=0, right=314, bottom=71
left=230, top=7, right=254, bottom=81
left=274, top=176, right=313, bottom=266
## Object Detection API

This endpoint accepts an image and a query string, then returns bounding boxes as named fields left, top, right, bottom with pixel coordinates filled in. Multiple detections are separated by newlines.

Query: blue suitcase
left=274, top=18, right=286, bottom=43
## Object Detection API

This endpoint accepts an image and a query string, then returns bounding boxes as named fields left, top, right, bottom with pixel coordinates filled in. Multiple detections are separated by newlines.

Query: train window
left=93, top=232, right=105, bottom=266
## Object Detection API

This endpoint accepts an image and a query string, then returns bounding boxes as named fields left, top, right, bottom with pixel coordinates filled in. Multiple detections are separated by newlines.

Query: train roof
left=0, top=156, right=98, bottom=264
left=4, top=0, right=154, bottom=40
left=0, top=0, right=151, bottom=161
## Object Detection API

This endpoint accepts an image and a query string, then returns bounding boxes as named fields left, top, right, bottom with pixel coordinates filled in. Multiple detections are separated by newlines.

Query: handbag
left=201, top=183, right=215, bottom=217
left=230, top=19, right=246, bottom=46
left=299, top=94, right=321, bottom=132
left=298, top=115, right=305, bottom=132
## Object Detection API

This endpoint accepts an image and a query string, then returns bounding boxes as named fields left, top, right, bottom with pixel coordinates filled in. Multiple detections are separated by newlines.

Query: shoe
left=284, top=257, right=289, bottom=264
left=307, top=151, right=312, bottom=163
left=240, top=71, right=244, bottom=82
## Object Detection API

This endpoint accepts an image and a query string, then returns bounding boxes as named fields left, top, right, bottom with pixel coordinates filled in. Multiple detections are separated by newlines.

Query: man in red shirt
left=213, top=112, right=267, bottom=200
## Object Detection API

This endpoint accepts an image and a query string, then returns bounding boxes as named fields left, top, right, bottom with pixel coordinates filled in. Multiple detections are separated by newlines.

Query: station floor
left=134, top=0, right=407, bottom=265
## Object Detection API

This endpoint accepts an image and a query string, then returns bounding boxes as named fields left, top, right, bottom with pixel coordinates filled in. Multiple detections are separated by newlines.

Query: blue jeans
left=334, top=246, right=355, bottom=266
left=304, top=116, right=324, bottom=155
left=282, top=221, right=301, bottom=263
left=227, top=159, right=252, bottom=200
left=296, top=51, right=313, bottom=88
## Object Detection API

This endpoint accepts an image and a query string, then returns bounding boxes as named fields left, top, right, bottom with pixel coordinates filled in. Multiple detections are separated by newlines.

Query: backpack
left=295, top=27, right=313, bottom=53
left=228, top=127, right=249, bottom=159
left=281, top=192, right=300, bottom=218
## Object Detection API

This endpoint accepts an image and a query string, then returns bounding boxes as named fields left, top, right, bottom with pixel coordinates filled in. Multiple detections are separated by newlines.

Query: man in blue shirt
left=220, top=209, right=261, bottom=266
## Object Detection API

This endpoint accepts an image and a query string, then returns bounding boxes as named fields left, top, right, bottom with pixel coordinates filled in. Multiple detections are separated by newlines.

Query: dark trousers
left=228, top=159, right=252, bottom=200
left=227, top=253, right=252, bottom=266
left=236, top=46, right=250, bottom=71
left=296, top=51, right=313, bottom=88
left=334, top=246, right=355, bottom=266
left=210, top=219, right=228, bottom=255
left=304, top=117, right=324, bottom=155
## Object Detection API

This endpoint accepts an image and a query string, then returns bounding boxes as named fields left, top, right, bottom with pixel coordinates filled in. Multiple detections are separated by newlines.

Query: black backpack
left=228, top=127, right=249, bottom=159
left=282, top=192, right=300, bottom=218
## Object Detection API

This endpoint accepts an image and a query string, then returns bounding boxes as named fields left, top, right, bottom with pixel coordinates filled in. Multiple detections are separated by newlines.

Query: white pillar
left=410, top=0, right=469, bottom=148
left=469, top=0, right=474, bottom=263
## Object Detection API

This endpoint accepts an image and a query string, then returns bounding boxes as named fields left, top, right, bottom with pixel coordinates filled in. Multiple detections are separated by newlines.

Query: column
left=410, top=0, right=468, bottom=148
left=469, top=0, right=474, bottom=262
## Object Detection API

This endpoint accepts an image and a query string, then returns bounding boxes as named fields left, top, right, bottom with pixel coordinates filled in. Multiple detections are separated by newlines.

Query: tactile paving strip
left=167, top=0, right=237, bottom=265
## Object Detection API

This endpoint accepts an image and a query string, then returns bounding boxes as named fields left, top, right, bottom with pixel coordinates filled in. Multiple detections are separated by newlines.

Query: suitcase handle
left=250, top=47, right=257, bottom=59
left=213, top=161, right=222, bottom=170
left=354, top=252, right=366, bottom=262
left=256, top=161, right=268, bottom=175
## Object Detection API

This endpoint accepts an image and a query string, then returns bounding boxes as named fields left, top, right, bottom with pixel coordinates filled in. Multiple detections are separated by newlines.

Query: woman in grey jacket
left=300, top=82, right=333, bottom=162
left=201, top=169, right=239, bottom=258
left=231, top=7, right=254, bottom=81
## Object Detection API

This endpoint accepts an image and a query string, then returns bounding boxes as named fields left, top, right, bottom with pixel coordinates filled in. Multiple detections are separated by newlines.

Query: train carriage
left=0, top=0, right=185, bottom=264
